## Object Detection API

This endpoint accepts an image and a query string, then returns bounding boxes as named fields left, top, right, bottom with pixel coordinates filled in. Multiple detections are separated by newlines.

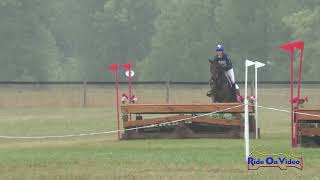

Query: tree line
left=0, top=0, right=319, bottom=81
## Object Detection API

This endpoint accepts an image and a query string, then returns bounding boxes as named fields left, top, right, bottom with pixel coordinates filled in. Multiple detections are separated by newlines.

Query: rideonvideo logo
left=248, top=150, right=303, bottom=170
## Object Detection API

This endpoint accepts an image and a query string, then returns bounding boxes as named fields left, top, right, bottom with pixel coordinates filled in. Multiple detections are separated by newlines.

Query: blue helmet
left=216, top=43, right=224, bottom=51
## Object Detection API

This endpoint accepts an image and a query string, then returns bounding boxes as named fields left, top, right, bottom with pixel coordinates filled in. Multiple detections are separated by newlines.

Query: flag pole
left=115, top=69, right=120, bottom=140
left=128, top=62, right=132, bottom=104
left=108, top=64, right=120, bottom=140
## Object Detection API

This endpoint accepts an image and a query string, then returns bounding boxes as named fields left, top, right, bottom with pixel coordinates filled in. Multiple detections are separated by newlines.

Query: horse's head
left=209, top=60, right=225, bottom=85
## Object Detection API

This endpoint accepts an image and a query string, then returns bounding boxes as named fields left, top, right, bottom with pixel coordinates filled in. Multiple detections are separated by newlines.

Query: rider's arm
left=225, top=55, right=233, bottom=71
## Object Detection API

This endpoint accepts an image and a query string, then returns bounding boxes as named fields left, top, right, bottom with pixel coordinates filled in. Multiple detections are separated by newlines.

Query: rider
left=209, top=42, right=241, bottom=98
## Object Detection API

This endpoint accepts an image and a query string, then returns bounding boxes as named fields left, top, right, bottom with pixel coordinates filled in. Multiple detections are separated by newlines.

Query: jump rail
left=121, top=103, right=254, bottom=114
left=120, top=103, right=255, bottom=139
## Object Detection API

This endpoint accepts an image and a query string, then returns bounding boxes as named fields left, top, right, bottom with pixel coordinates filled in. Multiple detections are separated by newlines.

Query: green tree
left=47, top=0, right=105, bottom=81
left=214, top=0, right=301, bottom=81
left=91, top=0, right=159, bottom=81
left=0, top=0, right=60, bottom=81
left=138, top=0, right=218, bottom=81
left=283, top=6, right=320, bottom=80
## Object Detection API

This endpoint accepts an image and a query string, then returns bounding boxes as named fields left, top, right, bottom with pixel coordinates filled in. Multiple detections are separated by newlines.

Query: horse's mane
left=210, top=60, right=226, bottom=86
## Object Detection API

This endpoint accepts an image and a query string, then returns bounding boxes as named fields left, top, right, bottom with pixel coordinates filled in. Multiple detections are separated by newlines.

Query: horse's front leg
left=211, top=96, right=216, bottom=103
left=209, top=79, right=216, bottom=103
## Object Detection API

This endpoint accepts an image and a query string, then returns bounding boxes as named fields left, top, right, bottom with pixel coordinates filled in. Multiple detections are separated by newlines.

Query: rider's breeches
left=225, top=68, right=239, bottom=90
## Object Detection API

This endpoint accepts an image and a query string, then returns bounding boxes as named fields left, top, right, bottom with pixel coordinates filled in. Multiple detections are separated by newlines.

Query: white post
left=255, top=67, right=258, bottom=139
left=245, top=59, right=255, bottom=162
left=254, top=61, right=265, bottom=139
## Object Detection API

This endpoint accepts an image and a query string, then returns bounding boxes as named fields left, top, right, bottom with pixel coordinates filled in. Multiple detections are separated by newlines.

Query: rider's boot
left=231, top=83, right=237, bottom=94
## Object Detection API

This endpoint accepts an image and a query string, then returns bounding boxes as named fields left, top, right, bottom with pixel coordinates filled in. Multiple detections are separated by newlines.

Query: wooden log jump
left=121, top=103, right=255, bottom=139
left=295, top=108, right=320, bottom=147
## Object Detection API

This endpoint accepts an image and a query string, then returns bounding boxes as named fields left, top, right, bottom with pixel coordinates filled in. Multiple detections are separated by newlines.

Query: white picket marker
left=254, top=61, right=265, bottom=139
left=245, top=59, right=255, bottom=162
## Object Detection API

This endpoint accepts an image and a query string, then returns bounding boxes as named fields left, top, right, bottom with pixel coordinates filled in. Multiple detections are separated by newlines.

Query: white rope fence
left=0, top=103, right=319, bottom=139
left=253, top=104, right=320, bottom=118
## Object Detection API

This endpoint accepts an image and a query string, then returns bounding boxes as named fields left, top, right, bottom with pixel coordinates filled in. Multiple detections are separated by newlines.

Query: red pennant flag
left=279, top=41, right=304, bottom=52
left=108, top=64, right=118, bottom=71
left=122, top=63, right=132, bottom=70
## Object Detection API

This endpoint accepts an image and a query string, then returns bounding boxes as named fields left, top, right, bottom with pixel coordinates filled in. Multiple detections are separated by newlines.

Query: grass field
left=0, top=86, right=319, bottom=179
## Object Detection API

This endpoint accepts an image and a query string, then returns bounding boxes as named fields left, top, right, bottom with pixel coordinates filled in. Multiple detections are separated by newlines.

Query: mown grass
left=0, top=86, right=319, bottom=179
left=0, top=107, right=319, bottom=180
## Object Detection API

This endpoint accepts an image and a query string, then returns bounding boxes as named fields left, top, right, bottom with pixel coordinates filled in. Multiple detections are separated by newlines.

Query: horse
left=208, top=59, right=237, bottom=103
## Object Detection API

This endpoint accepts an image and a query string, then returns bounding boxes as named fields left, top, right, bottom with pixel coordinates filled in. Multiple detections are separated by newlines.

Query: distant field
left=0, top=86, right=319, bottom=179
left=0, top=84, right=319, bottom=107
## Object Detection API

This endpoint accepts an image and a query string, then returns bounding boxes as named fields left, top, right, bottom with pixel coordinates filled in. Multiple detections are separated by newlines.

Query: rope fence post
left=166, top=80, right=171, bottom=104
left=82, top=81, right=87, bottom=107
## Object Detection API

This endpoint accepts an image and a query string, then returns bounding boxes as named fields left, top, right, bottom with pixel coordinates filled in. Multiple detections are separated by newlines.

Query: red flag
left=279, top=41, right=304, bottom=52
left=122, top=63, right=132, bottom=70
left=108, top=64, right=118, bottom=71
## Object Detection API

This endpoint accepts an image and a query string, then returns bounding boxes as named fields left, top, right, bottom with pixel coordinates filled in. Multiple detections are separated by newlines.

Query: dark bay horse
left=208, top=60, right=237, bottom=103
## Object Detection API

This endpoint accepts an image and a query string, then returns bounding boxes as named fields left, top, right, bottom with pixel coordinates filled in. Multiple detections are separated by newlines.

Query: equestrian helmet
left=216, top=43, right=224, bottom=51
